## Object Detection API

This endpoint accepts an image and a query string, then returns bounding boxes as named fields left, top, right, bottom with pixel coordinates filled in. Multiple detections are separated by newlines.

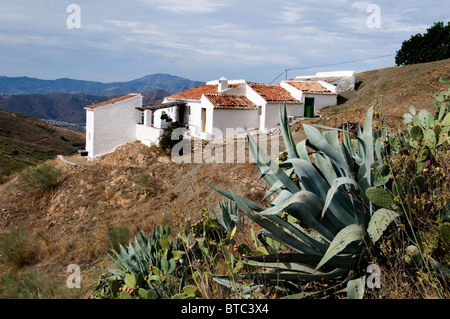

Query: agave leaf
left=360, top=106, right=375, bottom=186
left=367, top=209, right=399, bottom=243
left=258, top=190, right=322, bottom=216
left=321, top=177, right=360, bottom=219
left=268, top=213, right=329, bottom=253
left=271, top=189, right=294, bottom=206
left=315, top=224, right=363, bottom=271
left=282, top=290, right=324, bottom=299
left=258, top=189, right=342, bottom=238
left=207, top=184, right=267, bottom=212
left=247, top=252, right=358, bottom=269
left=248, top=268, right=349, bottom=282
left=296, top=140, right=310, bottom=161
left=314, top=153, right=337, bottom=186
left=231, top=189, right=328, bottom=254
left=247, top=128, right=299, bottom=194
left=242, top=259, right=321, bottom=274
left=303, top=124, right=350, bottom=177
left=279, top=105, right=299, bottom=159
left=287, top=158, right=359, bottom=226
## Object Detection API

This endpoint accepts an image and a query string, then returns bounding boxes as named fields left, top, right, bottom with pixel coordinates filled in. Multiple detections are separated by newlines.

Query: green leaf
left=124, top=273, right=136, bottom=288
left=419, top=110, right=434, bottom=128
left=315, top=224, right=363, bottom=271
left=423, top=129, right=436, bottom=149
left=403, top=113, right=413, bottom=125
left=161, top=257, right=169, bottom=274
left=346, top=276, right=366, bottom=299
left=183, top=285, right=202, bottom=298
left=197, top=239, right=209, bottom=255
left=138, top=288, right=155, bottom=299
left=410, top=125, right=423, bottom=140
left=120, top=291, right=132, bottom=299
left=171, top=250, right=186, bottom=261
left=442, top=113, right=450, bottom=126
left=366, top=187, right=395, bottom=209
left=374, top=165, right=391, bottom=187
left=367, top=209, right=399, bottom=243
left=159, top=238, right=171, bottom=251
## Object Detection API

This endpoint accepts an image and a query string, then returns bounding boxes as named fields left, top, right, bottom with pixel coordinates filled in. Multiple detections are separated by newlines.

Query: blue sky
left=0, top=1, right=448, bottom=83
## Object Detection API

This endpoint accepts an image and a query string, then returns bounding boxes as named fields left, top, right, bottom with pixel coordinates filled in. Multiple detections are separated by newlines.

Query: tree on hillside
left=395, top=21, right=450, bottom=66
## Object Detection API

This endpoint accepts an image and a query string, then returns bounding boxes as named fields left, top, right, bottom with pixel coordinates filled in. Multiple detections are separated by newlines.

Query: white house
left=84, top=71, right=352, bottom=159
left=85, top=93, right=142, bottom=159
left=293, top=71, right=356, bottom=93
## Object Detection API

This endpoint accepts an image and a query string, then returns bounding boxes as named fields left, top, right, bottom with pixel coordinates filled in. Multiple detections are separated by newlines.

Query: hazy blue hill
left=0, top=73, right=204, bottom=96
left=0, top=93, right=108, bottom=123
left=0, top=88, right=171, bottom=123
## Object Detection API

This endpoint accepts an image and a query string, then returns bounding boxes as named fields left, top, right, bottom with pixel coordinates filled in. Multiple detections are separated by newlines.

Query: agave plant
left=209, top=199, right=240, bottom=233
left=93, top=225, right=187, bottom=299
left=210, top=105, right=399, bottom=298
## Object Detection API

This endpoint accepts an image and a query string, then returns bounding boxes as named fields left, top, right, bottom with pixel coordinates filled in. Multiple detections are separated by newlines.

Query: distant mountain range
left=0, top=73, right=204, bottom=124
left=0, top=73, right=204, bottom=96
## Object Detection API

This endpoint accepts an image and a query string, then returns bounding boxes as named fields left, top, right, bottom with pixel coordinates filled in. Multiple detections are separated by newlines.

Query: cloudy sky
left=0, top=1, right=448, bottom=83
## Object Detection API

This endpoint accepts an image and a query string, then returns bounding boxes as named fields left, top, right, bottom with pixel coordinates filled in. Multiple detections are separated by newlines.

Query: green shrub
left=0, top=267, right=72, bottom=299
left=18, top=163, right=61, bottom=191
left=107, top=226, right=132, bottom=252
left=159, top=122, right=188, bottom=154
left=0, top=228, right=36, bottom=270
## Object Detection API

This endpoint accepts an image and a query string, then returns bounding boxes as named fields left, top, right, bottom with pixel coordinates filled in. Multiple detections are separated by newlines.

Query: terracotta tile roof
left=286, top=81, right=335, bottom=94
left=247, top=82, right=299, bottom=103
left=166, top=83, right=244, bottom=101
left=205, top=94, right=256, bottom=109
left=85, top=93, right=140, bottom=109
left=165, top=84, right=217, bottom=100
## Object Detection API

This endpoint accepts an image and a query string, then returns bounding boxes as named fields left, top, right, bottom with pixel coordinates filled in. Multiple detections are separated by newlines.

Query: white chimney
left=218, top=77, right=228, bottom=92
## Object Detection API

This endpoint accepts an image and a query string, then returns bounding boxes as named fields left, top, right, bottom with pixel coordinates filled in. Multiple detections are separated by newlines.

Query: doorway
left=304, top=97, right=314, bottom=118
left=202, top=108, right=207, bottom=132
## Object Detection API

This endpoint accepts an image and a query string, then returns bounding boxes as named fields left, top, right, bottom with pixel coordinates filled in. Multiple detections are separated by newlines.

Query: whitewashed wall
left=212, top=108, right=259, bottom=138
left=136, top=124, right=163, bottom=147
left=85, top=94, right=142, bottom=159
left=303, top=93, right=337, bottom=112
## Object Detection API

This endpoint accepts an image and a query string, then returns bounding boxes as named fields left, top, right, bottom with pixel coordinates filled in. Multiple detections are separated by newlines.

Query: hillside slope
left=0, top=59, right=449, bottom=298
left=325, top=58, right=449, bottom=128
left=0, top=110, right=85, bottom=182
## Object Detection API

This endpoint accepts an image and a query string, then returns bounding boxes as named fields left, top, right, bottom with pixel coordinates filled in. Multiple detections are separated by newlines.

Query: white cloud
left=279, top=6, right=304, bottom=24
left=104, top=20, right=140, bottom=28
left=351, top=1, right=372, bottom=12
left=143, top=0, right=231, bottom=14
